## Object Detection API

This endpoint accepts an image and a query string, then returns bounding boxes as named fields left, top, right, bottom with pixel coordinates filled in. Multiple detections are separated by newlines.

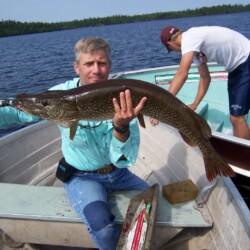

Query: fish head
left=14, top=90, right=77, bottom=123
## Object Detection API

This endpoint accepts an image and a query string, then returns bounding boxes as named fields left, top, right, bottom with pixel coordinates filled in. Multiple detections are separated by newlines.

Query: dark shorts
left=228, top=54, right=250, bottom=116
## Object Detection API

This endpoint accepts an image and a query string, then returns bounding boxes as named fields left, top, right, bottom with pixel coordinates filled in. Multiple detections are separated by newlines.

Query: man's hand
left=112, top=89, right=147, bottom=142
left=187, top=103, right=198, bottom=110
left=112, top=89, right=147, bottom=127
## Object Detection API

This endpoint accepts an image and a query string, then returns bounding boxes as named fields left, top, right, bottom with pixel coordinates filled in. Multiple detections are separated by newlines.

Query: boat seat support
left=195, top=177, right=219, bottom=207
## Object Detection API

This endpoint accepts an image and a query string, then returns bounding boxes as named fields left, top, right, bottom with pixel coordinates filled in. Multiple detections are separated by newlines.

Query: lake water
left=0, top=12, right=250, bottom=136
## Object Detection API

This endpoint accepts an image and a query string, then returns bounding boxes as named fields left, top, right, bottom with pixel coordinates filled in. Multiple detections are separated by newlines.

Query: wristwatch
left=113, top=123, right=129, bottom=134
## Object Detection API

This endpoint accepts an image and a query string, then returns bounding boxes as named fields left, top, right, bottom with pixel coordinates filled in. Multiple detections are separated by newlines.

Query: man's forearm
left=168, top=70, right=188, bottom=96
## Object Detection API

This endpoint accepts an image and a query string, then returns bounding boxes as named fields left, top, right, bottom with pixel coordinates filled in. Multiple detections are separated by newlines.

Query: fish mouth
left=14, top=98, right=46, bottom=116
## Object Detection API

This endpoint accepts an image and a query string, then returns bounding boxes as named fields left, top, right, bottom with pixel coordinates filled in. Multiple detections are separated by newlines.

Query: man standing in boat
left=0, top=37, right=149, bottom=249
left=159, top=25, right=250, bottom=140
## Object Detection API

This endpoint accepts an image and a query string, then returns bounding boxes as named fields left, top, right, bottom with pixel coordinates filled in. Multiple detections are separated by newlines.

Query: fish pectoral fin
left=179, top=131, right=196, bottom=147
left=137, top=114, right=146, bottom=128
left=70, top=122, right=79, bottom=140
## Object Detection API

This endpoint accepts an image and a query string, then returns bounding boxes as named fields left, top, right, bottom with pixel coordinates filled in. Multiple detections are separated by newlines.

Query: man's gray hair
left=74, top=37, right=111, bottom=63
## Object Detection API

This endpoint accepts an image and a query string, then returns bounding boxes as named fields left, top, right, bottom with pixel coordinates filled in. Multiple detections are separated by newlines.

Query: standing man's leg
left=230, top=114, right=250, bottom=139
left=228, top=55, right=250, bottom=140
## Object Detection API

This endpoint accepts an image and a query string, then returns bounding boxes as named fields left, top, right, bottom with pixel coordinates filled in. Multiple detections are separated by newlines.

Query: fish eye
left=41, top=100, right=49, bottom=107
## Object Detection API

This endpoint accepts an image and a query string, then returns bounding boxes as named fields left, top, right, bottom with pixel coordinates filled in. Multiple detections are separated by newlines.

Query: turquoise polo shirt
left=0, top=78, right=141, bottom=170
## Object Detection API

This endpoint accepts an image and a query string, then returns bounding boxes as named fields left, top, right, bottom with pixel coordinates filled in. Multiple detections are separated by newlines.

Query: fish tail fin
left=204, top=154, right=236, bottom=182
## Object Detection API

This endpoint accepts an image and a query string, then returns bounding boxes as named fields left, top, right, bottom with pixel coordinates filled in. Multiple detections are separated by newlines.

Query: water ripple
left=0, top=12, right=249, bottom=135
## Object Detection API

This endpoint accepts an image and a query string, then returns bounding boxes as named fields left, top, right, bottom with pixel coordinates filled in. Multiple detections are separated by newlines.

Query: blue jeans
left=64, top=168, right=149, bottom=250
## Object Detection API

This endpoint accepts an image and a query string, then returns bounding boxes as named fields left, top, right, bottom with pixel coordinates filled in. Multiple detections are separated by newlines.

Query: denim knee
left=84, top=200, right=115, bottom=231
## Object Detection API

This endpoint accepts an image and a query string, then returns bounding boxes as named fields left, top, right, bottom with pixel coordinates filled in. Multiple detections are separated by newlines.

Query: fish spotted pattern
left=13, top=79, right=235, bottom=181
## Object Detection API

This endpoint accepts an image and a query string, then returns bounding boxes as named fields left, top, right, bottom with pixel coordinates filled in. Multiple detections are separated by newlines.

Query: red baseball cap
left=160, top=25, right=179, bottom=52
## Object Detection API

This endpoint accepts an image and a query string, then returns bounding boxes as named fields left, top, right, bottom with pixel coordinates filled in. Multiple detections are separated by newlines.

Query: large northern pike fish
left=13, top=79, right=235, bottom=181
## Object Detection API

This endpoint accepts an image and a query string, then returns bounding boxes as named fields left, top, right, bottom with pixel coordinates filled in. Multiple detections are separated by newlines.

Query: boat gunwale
left=111, top=62, right=221, bottom=78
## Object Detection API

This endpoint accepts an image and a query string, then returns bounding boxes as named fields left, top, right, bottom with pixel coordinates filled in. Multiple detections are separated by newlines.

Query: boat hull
left=210, top=131, right=250, bottom=173
left=1, top=119, right=249, bottom=249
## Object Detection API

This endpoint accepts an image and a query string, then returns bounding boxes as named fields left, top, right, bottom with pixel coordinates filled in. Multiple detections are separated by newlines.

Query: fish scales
left=13, top=79, right=235, bottom=181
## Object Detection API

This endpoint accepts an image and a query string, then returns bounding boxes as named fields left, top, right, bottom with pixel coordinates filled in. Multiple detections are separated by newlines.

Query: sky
left=0, top=0, right=249, bottom=23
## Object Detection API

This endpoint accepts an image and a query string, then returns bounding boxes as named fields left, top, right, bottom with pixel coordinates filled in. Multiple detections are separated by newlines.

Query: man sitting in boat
left=159, top=25, right=250, bottom=140
left=0, top=37, right=149, bottom=250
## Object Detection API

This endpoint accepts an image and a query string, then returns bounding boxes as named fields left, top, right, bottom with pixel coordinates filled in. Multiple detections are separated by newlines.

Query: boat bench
left=195, top=101, right=224, bottom=132
left=0, top=183, right=213, bottom=248
left=195, top=101, right=208, bottom=116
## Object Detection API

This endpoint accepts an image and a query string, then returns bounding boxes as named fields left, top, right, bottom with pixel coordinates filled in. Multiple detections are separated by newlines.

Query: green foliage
left=0, top=4, right=249, bottom=37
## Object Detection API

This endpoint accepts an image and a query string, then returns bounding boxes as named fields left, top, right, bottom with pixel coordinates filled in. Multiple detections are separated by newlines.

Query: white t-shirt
left=182, top=26, right=250, bottom=72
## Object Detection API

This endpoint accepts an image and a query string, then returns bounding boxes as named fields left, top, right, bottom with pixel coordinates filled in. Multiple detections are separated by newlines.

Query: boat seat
left=195, top=102, right=224, bottom=132
left=0, top=183, right=213, bottom=248
left=210, top=121, right=224, bottom=132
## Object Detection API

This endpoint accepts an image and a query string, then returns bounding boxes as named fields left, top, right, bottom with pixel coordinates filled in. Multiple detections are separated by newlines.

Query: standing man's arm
left=188, top=62, right=211, bottom=110
left=168, top=51, right=195, bottom=95
left=150, top=52, right=194, bottom=127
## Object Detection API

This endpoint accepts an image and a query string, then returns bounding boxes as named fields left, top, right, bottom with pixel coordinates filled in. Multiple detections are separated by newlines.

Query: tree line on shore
left=0, top=4, right=249, bottom=37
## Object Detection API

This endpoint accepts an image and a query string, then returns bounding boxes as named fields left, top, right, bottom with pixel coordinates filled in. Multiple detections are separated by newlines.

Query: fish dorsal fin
left=137, top=114, right=146, bottom=128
